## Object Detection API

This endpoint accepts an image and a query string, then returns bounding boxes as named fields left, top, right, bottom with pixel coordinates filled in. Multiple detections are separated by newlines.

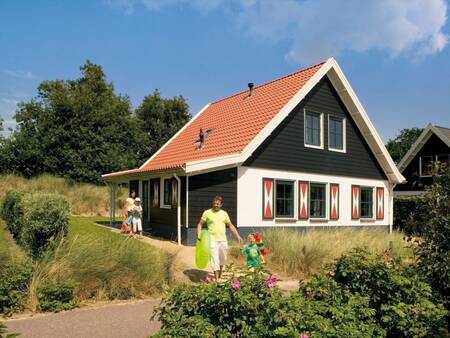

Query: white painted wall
left=237, top=166, right=391, bottom=227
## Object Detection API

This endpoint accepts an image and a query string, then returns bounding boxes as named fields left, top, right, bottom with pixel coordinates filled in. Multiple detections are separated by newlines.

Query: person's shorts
left=132, top=217, right=142, bottom=233
left=126, top=216, right=133, bottom=225
left=210, top=241, right=228, bottom=271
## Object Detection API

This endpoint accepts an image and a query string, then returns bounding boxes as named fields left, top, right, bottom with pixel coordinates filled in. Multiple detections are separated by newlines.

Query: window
left=328, top=116, right=345, bottom=151
left=305, top=110, right=323, bottom=148
left=162, top=178, right=172, bottom=208
left=360, top=187, right=373, bottom=218
left=275, top=180, right=294, bottom=218
left=310, top=183, right=326, bottom=218
left=436, top=154, right=450, bottom=169
left=420, top=156, right=433, bottom=177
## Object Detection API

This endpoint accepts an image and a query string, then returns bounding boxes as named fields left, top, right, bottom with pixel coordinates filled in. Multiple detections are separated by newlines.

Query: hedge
left=1, top=191, right=70, bottom=258
left=393, top=195, right=426, bottom=236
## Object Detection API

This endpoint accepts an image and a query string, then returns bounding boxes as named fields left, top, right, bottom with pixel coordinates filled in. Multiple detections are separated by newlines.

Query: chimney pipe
left=248, top=82, right=254, bottom=97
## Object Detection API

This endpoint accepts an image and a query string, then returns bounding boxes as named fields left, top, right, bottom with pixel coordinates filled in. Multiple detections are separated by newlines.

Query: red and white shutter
left=351, top=185, right=360, bottom=219
left=171, top=179, right=178, bottom=207
left=262, top=178, right=274, bottom=219
left=330, top=184, right=339, bottom=220
left=299, top=181, right=309, bottom=220
left=153, top=181, right=159, bottom=207
left=376, top=187, right=384, bottom=220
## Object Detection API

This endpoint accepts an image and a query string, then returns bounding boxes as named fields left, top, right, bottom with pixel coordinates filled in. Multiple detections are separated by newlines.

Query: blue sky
left=1, top=0, right=449, bottom=141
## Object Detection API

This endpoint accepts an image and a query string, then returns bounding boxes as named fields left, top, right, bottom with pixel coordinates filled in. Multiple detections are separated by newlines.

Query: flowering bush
left=152, top=250, right=448, bottom=337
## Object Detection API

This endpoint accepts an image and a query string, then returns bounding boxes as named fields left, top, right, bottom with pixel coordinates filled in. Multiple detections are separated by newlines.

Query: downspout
left=173, top=174, right=182, bottom=245
left=389, top=183, right=396, bottom=234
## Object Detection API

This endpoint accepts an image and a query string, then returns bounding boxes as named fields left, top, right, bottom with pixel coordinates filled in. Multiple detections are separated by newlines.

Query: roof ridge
left=209, top=60, right=327, bottom=106
left=434, top=124, right=450, bottom=131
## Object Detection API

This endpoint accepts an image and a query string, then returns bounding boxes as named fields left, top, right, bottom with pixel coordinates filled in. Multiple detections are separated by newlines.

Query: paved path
left=4, top=299, right=161, bottom=338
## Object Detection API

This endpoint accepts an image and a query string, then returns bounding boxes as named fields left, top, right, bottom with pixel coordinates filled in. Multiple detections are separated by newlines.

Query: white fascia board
left=139, top=103, right=211, bottom=169
left=185, top=153, right=242, bottom=175
left=325, top=60, right=405, bottom=184
left=397, top=125, right=433, bottom=172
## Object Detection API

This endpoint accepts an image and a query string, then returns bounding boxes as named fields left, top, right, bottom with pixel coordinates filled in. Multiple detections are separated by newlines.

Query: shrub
left=153, top=269, right=384, bottom=337
left=152, top=316, right=228, bottom=338
left=415, top=165, right=450, bottom=327
left=153, top=250, right=447, bottom=337
left=330, top=248, right=447, bottom=337
left=19, top=192, right=70, bottom=258
left=0, top=260, right=33, bottom=316
left=37, top=280, right=79, bottom=312
left=0, top=191, right=25, bottom=239
left=394, top=195, right=426, bottom=236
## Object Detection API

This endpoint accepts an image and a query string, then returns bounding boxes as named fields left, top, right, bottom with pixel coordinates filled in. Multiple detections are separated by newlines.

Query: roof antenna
left=195, top=128, right=214, bottom=150
left=248, top=82, right=254, bottom=97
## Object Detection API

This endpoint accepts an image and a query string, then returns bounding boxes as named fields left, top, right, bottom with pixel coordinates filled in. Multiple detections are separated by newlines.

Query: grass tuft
left=0, top=174, right=127, bottom=216
left=230, top=228, right=413, bottom=279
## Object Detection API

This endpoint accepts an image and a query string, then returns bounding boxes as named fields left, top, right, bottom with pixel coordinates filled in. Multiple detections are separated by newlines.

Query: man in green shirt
left=197, top=195, right=242, bottom=281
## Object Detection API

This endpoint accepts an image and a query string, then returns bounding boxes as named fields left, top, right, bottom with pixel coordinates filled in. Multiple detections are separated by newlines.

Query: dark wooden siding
left=129, top=180, right=139, bottom=196
left=149, top=178, right=177, bottom=226
left=244, top=76, right=386, bottom=180
left=188, top=168, right=237, bottom=228
left=395, top=134, right=450, bottom=191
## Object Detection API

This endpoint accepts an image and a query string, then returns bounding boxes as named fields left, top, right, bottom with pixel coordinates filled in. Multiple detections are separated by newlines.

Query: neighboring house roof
left=397, top=123, right=450, bottom=173
left=103, top=57, right=404, bottom=184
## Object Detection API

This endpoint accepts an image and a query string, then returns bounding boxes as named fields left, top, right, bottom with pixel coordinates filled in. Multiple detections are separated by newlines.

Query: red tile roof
left=105, top=61, right=325, bottom=178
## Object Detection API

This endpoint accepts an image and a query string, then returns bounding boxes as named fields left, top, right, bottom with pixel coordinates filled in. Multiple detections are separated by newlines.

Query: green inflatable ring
left=195, top=229, right=211, bottom=269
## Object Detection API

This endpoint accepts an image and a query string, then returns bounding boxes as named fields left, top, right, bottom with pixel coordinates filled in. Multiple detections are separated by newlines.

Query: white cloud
left=106, top=0, right=448, bottom=64
left=236, top=0, right=449, bottom=65
left=3, top=69, right=36, bottom=80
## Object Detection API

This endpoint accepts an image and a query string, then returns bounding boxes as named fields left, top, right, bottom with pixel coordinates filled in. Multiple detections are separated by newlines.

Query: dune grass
left=0, top=174, right=127, bottom=216
left=230, top=228, right=413, bottom=279
left=26, top=216, right=171, bottom=310
left=0, top=220, right=26, bottom=267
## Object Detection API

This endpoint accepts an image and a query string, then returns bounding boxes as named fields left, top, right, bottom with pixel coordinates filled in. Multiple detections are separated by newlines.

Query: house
left=395, top=123, right=450, bottom=195
left=102, top=57, right=404, bottom=245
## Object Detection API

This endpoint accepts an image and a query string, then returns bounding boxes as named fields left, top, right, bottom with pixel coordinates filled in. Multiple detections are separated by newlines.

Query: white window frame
left=160, top=177, right=172, bottom=209
left=274, top=179, right=297, bottom=220
left=304, top=109, right=324, bottom=150
left=359, top=186, right=374, bottom=220
left=309, top=182, right=328, bottom=220
left=436, top=154, right=450, bottom=166
left=328, top=115, right=346, bottom=153
left=419, top=156, right=433, bottom=178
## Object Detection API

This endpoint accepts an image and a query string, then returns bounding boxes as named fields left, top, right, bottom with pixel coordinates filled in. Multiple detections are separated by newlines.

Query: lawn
left=0, top=220, right=26, bottom=266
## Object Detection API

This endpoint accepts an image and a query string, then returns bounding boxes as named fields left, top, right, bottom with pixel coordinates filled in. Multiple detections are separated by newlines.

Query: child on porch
left=131, top=197, right=143, bottom=238
left=242, top=234, right=262, bottom=270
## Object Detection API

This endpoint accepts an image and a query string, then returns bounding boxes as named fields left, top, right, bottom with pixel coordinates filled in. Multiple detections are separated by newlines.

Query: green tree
left=135, top=89, right=190, bottom=162
left=3, top=61, right=142, bottom=183
left=386, top=127, right=423, bottom=163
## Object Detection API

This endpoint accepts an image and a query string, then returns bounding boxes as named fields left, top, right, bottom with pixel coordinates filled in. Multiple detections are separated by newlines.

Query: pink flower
left=300, top=334, right=309, bottom=338
left=265, top=275, right=278, bottom=288
left=231, top=280, right=241, bottom=290
left=306, top=291, right=316, bottom=299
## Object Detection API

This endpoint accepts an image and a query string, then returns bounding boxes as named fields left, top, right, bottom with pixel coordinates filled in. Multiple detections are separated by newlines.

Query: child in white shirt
left=132, top=197, right=143, bottom=238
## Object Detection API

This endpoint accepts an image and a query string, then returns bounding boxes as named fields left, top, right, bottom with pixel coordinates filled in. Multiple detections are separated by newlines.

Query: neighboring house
left=103, top=57, right=404, bottom=245
left=395, top=124, right=450, bottom=195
